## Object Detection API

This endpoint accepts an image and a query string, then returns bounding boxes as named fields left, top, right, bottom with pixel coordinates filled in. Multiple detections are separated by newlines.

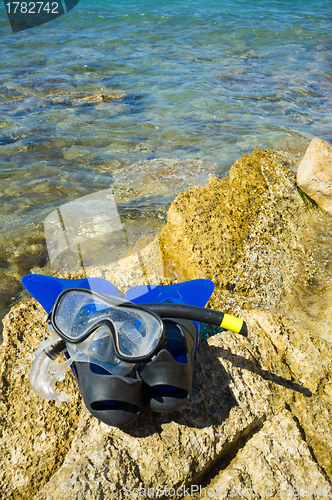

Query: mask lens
left=67, top=325, right=134, bottom=376
left=54, top=290, right=114, bottom=341
left=110, top=306, right=163, bottom=359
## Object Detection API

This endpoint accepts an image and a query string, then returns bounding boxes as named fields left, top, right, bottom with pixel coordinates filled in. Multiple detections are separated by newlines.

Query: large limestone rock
left=160, top=148, right=306, bottom=317
left=185, top=411, right=331, bottom=500
left=1, top=148, right=332, bottom=498
left=297, top=137, right=332, bottom=213
left=159, top=147, right=332, bottom=339
left=2, top=301, right=332, bottom=499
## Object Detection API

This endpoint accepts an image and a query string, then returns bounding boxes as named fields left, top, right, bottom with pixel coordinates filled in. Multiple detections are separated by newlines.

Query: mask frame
left=48, top=287, right=165, bottom=363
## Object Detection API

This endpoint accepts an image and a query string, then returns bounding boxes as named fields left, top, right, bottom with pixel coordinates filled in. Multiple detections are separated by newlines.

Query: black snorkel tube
left=128, top=303, right=248, bottom=337
left=43, top=294, right=248, bottom=364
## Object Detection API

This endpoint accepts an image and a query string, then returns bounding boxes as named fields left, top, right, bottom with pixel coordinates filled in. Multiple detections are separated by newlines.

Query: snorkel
left=28, top=290, right=247, bottom=403
left=126, top=302, right=247, bottom=337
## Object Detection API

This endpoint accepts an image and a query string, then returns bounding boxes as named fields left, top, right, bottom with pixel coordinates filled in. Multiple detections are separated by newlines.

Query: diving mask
left=49, top=288, right=165, bottom=363
left=30, top=288, right=165, bottom=401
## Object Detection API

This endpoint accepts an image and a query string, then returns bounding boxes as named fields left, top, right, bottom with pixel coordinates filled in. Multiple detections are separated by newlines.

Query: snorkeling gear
left=138, top=318, right=197, bottom=412
left=24, top=274, right=121, bottom=404
left=23, top=274, right=247, bottom=426
left=23, top=275, right=165, bottom=427
left=127, top=280, right=211, bottom=412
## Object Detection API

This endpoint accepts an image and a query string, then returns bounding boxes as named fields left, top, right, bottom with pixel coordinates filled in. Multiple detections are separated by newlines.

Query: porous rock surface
left=185, top=410, right=331, bottom=500
left=0, top=302, right=82, bottom=500
left=297, top=137, right=332, bottom=213
left=159, top=147, right=332, bottom=339
left=1, top=147, right=332, bottom=499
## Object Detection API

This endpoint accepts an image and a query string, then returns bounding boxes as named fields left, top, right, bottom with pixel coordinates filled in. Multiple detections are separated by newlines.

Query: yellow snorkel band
left=220, top=313, right=247, bottom=336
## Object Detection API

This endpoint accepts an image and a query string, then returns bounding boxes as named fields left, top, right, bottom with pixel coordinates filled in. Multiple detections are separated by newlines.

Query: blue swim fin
left=22, top=274, right=118, bottom=314
left=125, top=279, right=214, bottom=308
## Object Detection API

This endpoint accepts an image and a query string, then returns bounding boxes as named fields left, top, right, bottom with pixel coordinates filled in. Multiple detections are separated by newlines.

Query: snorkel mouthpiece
left=29, top=348, right=72, bottom=402
left=29, top=328, right=72, bottom=402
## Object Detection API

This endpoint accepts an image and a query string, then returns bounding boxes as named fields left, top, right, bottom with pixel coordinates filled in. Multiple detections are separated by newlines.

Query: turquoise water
left=0, top=0, right=331, bottom=328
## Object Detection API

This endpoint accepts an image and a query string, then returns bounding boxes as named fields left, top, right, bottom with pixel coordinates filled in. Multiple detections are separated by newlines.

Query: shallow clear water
left=0, top=0, right=331, bottom=329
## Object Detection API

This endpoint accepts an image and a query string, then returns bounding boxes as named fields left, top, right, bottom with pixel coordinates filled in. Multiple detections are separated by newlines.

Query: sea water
left=0, top=0, right=331, bottom=329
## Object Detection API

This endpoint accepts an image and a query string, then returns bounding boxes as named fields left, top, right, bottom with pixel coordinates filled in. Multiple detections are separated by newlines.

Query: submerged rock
left=297, top=137, right=332, bottom=213
left=47, top=91, right=126, bottom=105
left=0, top=91, right=126, bottom=115
left=1, top=148, right=332, bottom=498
